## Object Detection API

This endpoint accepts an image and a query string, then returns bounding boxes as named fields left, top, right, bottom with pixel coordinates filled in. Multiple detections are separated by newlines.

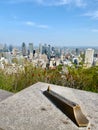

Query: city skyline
left=0, top=0, right=98, bottom=46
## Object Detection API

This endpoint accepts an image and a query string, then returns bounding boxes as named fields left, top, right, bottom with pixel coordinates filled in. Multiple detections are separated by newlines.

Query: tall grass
left=0, top=63, right=98, bottom=93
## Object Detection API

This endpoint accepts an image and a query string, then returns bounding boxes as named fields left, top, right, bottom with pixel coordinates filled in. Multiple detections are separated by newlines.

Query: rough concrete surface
left=0, top=82, right=98, bottom=130
left=0, top=89, right=14, bottom=102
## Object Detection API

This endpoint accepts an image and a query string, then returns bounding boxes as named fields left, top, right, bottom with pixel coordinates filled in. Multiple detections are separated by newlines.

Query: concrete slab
left=0, top=82, right=97, bottom=130
left=0, top=89, right=14, bottom=102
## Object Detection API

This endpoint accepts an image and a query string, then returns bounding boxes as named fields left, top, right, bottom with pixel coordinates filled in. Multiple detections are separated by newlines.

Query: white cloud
left=6, top=0, right=86, bottom=7
left=74, top=0, right=86, bottom=7
left=25, top=21, right=35, bottom=26
left=39, top=0, right=69, bottom=6
left=83, top=11, right=98, bottom=19
left=37, top=24, right=49, bottom=29
left=92, top=29, right=98, bottom=32
left=24, top=21, right=49, bottom=29
left=35, top=0, right=86, bottom=7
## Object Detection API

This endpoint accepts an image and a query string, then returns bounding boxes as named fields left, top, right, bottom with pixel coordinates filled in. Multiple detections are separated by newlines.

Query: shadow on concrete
left=43, top=90, right=89, bottom=127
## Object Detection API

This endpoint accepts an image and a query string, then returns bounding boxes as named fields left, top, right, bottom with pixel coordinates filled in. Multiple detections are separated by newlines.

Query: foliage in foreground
left=0, top=63, right=98, bottom=93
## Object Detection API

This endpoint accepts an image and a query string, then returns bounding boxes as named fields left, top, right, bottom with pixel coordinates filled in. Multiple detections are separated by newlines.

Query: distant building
left=40, top=54, right=48, bottom=62
left=29, top=43, right=33, bottom=59
left=94, top=57, right=98, bottom=66
left=47, top=44, right=51, bottom=59
left=61, top=54, right=64, bottom=61
left=3, top=44, right=8, bottom=52
left=22, top=42, right=26, bottom=56
left=85, top=48, right=94, bottom=68
left=0, top=44, right=4, bottom=52
left=76, top=48, right=79, bottom=56
left=49, top=57, right=56, bottom=69
left=5, top=52, right=12, bottom=64
left=42, top=44, right=47, bottom=54
left=73, top=57, right=78, bottom=65
left=39, top=43, right=42, bottom=54
left=8, top=45, right=13, bottom=52
left=12, top=48, right=18, bottom=56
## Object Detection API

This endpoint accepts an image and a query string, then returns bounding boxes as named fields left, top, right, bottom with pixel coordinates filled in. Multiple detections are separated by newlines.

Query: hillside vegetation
left=0, top=63, right=98, bottom=93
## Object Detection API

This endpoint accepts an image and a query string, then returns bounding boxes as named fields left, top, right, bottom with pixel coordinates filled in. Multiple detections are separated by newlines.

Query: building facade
left=85, top=48, right=94, bottom=68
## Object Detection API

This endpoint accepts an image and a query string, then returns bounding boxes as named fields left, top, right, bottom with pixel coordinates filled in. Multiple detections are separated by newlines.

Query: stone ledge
left=0, top=89, right=14, bottom=102
left=0, top=82, right=97, bottom=130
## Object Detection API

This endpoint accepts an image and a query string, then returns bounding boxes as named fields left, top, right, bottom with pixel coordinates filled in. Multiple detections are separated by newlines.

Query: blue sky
left=0, top=0, right=98, bottom=46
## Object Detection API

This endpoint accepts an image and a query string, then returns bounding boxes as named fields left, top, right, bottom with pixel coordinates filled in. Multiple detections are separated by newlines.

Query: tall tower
left=22, top=42, right=26, bottom=56
left=47, top=44, right=51, bottom=59
left=29, top=43, right=33, bottom=59
left=39, top=43, right=42, bottom=54
left=85, top=48, right=94, bottom=68
left=42, top=43, right=47, bottom=54
left=76, top=48, right=79, bottom=56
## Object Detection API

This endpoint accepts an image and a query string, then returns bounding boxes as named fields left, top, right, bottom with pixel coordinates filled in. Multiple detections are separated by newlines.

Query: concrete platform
left=0, top=82, right=98, bottom=130
left=0, top=89, right=14, bottom=102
